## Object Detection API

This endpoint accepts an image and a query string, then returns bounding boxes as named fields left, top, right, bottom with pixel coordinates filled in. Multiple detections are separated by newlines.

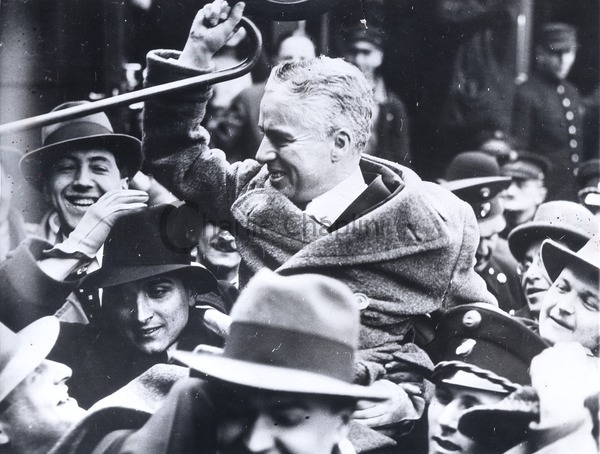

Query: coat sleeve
left=0, top=238, right=80, bottom=330
left=142, top=50, right=263, bottom=223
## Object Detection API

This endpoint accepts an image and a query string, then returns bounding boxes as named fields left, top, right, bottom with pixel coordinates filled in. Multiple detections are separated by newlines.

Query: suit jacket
left=143, top=50, right=495, bottom=383
left=512, top=72, right=586, bottom=201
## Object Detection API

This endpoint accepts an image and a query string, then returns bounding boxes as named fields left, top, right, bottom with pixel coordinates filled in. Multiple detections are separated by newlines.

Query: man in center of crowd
left=142, top=0, right=494, bottom=437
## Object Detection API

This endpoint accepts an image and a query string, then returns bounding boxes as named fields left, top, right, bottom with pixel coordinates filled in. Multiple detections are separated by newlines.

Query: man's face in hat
left=502, top=178, right=546, bottom=216
left=539, top=261, right=599, bottom=353
left=213, top=385, right=353, bottom=454
left=43, top=149, right=128, bottom=234
left=428, top=377, right=505, bottom=454
left=0, top=360, right=85, bottom=451
left=518, top=240, right=552, bottom=319
left=103, top=272, right=195, bottom=355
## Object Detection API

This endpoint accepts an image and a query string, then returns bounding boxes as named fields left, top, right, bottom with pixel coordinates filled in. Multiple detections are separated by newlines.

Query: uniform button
left=566, top=111, right=574, bottom=121
left=571, top=154, right=580, bottom=163
left=570, top=139, right=578, bottom=149
left=488, top=267, right=495, bottom=275
left=88, top=294, right=94, bottom=300
left=78, top=288, right=85, bottom=293
left=569, top=125, right=577, bottom=135
left=497, top=273, right=507, bottom=284
left=557, top=85, right=565, bottom=94
left=562, top=98, right=571, bottom=108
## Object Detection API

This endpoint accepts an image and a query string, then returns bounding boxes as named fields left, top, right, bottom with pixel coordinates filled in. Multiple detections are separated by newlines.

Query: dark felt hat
left=19, top=101, right=143, bottom=190
left=427, top=304, right=548, bottom=392
left=173, top=269, right=390, bottom=401
left=500, top=151, right=550, bottom=181
left=508, top=201, right=597, bottom=262
left=541, top=235, right=600, bottom=282
left=345, top=25, right=385, bottom=50
left=440, top=152, right=512, bottom=237
left=538, top=23, right=578, bottom=52
left=0, top=317, right=60, bottom=403
left=82, top=203, right=217, bottom=293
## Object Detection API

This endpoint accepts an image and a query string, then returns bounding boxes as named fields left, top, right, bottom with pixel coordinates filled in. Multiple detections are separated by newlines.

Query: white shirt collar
left=304, top=169, right=367, bottom=227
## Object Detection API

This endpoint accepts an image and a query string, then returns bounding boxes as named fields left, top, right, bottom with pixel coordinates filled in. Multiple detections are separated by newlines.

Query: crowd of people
left=0, top=1, right=598, bottom=453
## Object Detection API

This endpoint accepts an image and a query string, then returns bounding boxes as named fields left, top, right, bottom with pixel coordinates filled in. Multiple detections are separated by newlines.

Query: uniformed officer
left=425, top=303, right=548, bottom=454
left=441, top=152, right=526, bottom=313
left=512, top=23, right=585, bottom=202
left=499, top=150, right=550, bottom=237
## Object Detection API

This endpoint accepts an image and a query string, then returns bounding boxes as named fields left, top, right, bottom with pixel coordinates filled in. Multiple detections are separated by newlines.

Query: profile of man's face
left=519, top=240, right=552, bottom=318
left=102, top=274, right=193, bottom=355
left=0, top=360, right=85, bottom=451
left=43, top=149, right=128, bottom=233
left=215, top=386, right=352, bottom=454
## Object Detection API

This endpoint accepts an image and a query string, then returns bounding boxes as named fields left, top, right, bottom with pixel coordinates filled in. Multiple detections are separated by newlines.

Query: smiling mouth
left=549, top=316, right=573, bottom=331
left=65, top=195, right=99, bottom=208
left=432, top=436, right=460, bottom=452
left=136, top=325, right=162, bottom=338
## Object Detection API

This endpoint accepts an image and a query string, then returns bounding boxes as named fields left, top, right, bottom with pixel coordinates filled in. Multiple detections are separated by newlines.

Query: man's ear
left=330, top=128, right=353, bottom=163
left=120, top=176, right=130, bottom=190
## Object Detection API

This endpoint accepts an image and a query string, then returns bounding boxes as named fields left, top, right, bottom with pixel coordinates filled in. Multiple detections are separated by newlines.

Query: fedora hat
left=19, top=101, right=143, bottom=190
left=541, top=235, right=600, bottom=282
left=173, top=269, right=389, bottom=401
left=82, top=203, right=217, bottom=293
left=508, top=201, right=597, bottom=262
left=0, top=317, right=60, bottom=403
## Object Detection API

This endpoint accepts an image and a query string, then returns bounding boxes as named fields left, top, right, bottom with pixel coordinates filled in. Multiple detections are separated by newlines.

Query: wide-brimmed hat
left=541, top=235, right=600, bottom=282
left=19, top=101, right=143, bottom=190
left=82, top=203, right=217, bottom=293
left=440, top=152, right=512, bottom=238
left=426, top=304, right=548, bottom=393
left=508, top=201, right=597, bottom=262
left=173, top=269, right=389, bottom=401
left=0, top=317, right=60, bottom=403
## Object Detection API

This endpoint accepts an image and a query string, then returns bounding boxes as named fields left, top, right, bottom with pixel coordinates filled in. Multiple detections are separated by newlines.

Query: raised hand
left=179, top=0, right=245, bottom=69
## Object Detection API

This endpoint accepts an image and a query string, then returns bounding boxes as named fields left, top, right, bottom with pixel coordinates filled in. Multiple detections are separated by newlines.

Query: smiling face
left=103, top=274, right=193, bottom=355
left=43, top=149, right=128, bottom=234
left=539, top=261, right=599, bottom=353
left=215, top=387, right=352, bottom=454
left=256, top=84, right=348, bottom=205
left=519, top=240, right=552, bottom=319
left=428, top=380, right=504, bottom=454
left=0, top=360, right=86, bottom=453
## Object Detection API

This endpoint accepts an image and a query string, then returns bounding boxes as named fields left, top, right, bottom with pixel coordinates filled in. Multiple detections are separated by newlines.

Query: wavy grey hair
left=268, top=56, right=374, bottom=154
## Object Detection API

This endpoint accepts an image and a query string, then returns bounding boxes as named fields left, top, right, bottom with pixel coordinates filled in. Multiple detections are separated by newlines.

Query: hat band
left=44, top=122, right=113, bottom=146
left=224, top=322, right=354, bottom=383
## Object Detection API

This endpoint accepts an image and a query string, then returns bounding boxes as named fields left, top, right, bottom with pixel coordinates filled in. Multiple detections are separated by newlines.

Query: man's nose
left=47, top=360, right=73, bottom=384
left=72, top=166, right=94, bottom=188
left=437, top=401, right=461, bottom=432
left=255, top=139, right=276, bottom=164
left=554, top=293, right=576, bottom=315
left=134, top=296, right=154, bottom=323
left=243, top=414, right=275, bottom=452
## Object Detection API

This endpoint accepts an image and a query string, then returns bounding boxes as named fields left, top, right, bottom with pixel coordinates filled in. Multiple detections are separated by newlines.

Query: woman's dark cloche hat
left=19, top=101, right=143, bottom=190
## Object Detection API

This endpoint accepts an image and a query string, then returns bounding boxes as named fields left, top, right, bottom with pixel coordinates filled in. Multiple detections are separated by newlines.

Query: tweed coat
left=143, top=50, right=495, bottom=381
left=512, top=72, right=586, bottom=202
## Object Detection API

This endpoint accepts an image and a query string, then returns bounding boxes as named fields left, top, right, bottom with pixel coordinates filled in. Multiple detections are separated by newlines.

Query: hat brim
left=172, top=350, right=389, bottom=401
left=441, top=176, right=512, bottom=195
left=19, top=134, right=143, bottom=190
left=82, top=264, right=217, bottom=293
left=508, top=224, right=590, bottom=262
left=541, top=239, right=599, bottom=282
left=0, top=317, right=60, bottom=403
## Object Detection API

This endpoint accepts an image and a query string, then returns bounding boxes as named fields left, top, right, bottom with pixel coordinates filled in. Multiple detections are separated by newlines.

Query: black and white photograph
left=0, top=0, right=598, bottom=452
